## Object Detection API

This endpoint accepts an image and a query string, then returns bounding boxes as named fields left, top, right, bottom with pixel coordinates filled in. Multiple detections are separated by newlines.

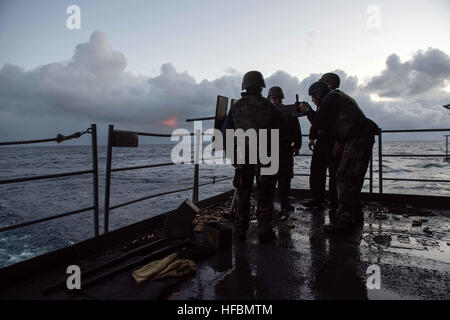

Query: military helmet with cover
left=308, top=81, right=330, bottom=97
left=320, top=73, right=340, bottom=90
left=242, top=71, right=266, bottom=90
left=267, top=86, right=285, bottom=99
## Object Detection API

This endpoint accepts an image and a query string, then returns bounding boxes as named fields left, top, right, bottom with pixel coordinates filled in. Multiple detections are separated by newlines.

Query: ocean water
left=0, top=141, right=449, bottom=268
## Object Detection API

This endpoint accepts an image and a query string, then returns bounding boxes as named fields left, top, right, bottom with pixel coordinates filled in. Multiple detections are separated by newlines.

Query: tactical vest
left=333, top=90, right=362, bottom=114
left=230, top=95, right=273, bottom=131
left=333, top=90, right=380, bottom=137
left=332, top=90, right=368, bottom=142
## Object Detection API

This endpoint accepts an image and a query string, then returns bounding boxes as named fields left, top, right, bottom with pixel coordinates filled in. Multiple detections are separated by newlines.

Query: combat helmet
left=242, top=71, right=266, bottom=90
left=320, top=73, right=340, bottom=90
left=308, top=81, right=330, bottom=98
left=267, top=86, right=285, bottom=99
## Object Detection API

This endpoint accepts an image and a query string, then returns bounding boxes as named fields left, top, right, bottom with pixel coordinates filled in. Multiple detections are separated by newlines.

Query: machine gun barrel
left=186, top=116, right=215, bottom=122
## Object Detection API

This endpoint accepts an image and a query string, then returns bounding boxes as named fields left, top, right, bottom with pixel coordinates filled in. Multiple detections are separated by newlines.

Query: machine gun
left=280, top=94, right=308, bottom=117
left=185, top=94, right=308, bottom=127
left=185, top=94, right=307, bottom=216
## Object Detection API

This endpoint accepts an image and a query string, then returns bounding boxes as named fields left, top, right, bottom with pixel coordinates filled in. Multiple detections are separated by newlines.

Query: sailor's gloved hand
left=308, top=139, right=315, bottom=151
left=299, top=102, right=311, bottom=113
left=292, top=147, right=300, bottom=156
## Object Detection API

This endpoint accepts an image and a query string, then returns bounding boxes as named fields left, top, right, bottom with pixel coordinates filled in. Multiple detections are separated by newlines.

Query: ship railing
left=293, top=128, right=450, bottom=194
left=0, top=124, right=100, bottom=237
left=103, top=125, right=233, bottom=233
left=1, top=125, right=449, bottom=238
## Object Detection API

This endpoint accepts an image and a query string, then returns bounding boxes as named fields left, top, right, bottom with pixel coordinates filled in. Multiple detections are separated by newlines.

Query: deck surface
left=1, top=192, right=449, bottom=300
left=168, top=195, right=450, bottom=300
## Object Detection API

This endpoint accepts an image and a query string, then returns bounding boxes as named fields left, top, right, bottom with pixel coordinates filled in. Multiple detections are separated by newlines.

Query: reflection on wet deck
left=0, top=191, right=448, bottom=300
left=168, top=197, right=450, bottom=300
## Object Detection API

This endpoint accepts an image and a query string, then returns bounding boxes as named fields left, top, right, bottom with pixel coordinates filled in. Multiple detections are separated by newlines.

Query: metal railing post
left=90, top=124, right=99, bottom=237
left=378, top=129, right=383, bottom=194
left=193, top=164, right=199, bottom=203
left=104, top=125, right=114, bottom=233
left=369, top=150, right=373, bottom=193
left=192, top=130, right=200, bottom=203
left=446, top=135, right=448, bottom=161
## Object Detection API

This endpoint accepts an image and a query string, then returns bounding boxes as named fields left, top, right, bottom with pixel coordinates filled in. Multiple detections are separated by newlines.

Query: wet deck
left=168, top=194, right=450, bottom=300
left=1, top=191, right=449, bottom=300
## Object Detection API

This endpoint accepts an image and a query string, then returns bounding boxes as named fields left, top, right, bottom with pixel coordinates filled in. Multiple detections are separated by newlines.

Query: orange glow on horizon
left=160, top=117, right=178, bottom=127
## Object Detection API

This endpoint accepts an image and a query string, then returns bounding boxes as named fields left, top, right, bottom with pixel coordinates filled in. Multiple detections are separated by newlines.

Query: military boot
left=258, top=225, right=275, bottom=242
left=352, top=203, right=364, bottom=228
left=281, top=201, right=295, bottom=213
left=257, top=208, right=275, bottom=242
left=302, top=200, right=325, bottom=210
left=328, top=208, right=337, bottom=225
left=235, top=224, right=248, bottom=242
left=235, top=216, right=249, bottom=242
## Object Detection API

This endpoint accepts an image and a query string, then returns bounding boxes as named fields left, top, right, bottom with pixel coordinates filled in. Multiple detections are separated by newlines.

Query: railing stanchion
left=369, top=149, right=373, bottom=193
left=104, top=125, right=114, bottom=233
left=193, top=164, right=199, bottom=203
left=192, top=130, right=200, bottom=204
left=91, top=124, right=99, bottom=237
left=446, top=135, right=449, bottom=161
left=378, top=129, right=383, bottom=194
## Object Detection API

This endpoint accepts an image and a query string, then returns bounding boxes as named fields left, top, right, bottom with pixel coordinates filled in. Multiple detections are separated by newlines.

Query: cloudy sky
left=0, top=0, right=449, bottom=143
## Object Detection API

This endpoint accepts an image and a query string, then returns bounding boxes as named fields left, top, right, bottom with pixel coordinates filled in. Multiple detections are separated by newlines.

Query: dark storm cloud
left=365, top=48, right=450, bottom=97
left=0, top=31, right=242, bottom=135
left=0, top=31, right=449, bottom=142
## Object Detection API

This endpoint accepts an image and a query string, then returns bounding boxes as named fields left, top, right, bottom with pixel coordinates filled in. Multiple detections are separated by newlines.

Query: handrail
left=108, top=177, right=233, bottom=211
left=2, top=123, right=448, bottom=240
left=381, top=128, right=450, bottom=133
left=0, top=206, right=95, bottom=233
left=0, top=170, right=94, bottom=185
left=103, top=124, right=449, bottom=235
left=374, top=128, right=450, bottom=193
left=111, top=162, right=175, bottom=172
left=103, top=124, right=233, bottom=233
left=296, top=128, right=450, bottom=193
left=293, top=173, right=450, bottom=184
left=0, top=124, right=100, bottom=237
left=0, top=128, right=92, bottom=146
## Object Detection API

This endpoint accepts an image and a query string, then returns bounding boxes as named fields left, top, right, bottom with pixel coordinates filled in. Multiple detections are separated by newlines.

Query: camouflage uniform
left=335, top=136, right=373, bottom=223
left=307, top=108, right=337, bottom=208
left=274, top=105, right=302, bottom=211
left=224, top=93, right=282, bottom=236
left=316, top=90, right=377, bottom=225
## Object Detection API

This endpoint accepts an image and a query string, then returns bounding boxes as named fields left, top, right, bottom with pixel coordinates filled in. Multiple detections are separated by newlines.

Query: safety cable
left=0, top=127, right=92, bottom=146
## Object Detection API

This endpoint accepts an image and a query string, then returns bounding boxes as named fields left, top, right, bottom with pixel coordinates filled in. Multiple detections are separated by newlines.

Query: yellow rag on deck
left=132, top=253, right=197, bottom=284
